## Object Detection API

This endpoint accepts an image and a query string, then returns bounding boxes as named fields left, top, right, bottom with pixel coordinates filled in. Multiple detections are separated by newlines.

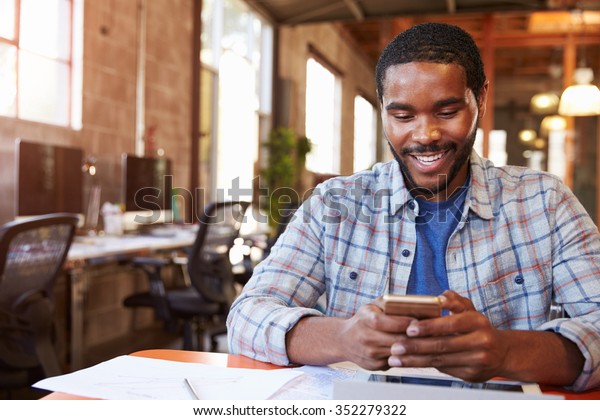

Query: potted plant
left=260, top=127, right=312, bottom=229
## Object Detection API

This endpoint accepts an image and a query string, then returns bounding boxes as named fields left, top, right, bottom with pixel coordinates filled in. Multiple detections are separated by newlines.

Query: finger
left=389, top=352, right=495, bottom=382
left=389, top=346, right=488, bottom=368
left=361, top=305, right=415, bottom=334
left=358, top=327, right=409, bottom=350
left=390, top=349, right=499, bottom=382
left=391, top=330, right=493, bottom=356
left=405, top=311, right=488, bottom=338
left=349, top=336, right=397, bottom=369
left=372, top=296, right=385, bottom=311
left=439, top=290, right=476, bottom=314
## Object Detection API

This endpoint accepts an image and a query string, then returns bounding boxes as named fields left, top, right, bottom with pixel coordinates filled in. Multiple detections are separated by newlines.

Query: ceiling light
left=558, top=67, right=600, bottom=116
left=519, top=129, right=537, bottom=143
left=531, top=92, right=560, bottom=114
left=540, top=115, right=567, bottom=135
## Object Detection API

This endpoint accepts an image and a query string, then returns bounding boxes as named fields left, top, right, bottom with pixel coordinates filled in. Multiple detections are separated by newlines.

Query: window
left=200, top=0, right=273, bottom=202
left=353, top=95, right=377, bottom=172
left=0, top=0, right=82, bottom=127
left=305, top=57, right=341, bottom=174
left=487, top=129, right=508, bottom=167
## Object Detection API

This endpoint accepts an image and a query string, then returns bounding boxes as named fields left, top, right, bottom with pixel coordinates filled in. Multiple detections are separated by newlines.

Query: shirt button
left=402, top=249, right=410, bottom=257
left=407, top=200, right=415, bottom=210
left=515, top=275, right=524, bottom=285
left=349, top=271, right=358, bottom=280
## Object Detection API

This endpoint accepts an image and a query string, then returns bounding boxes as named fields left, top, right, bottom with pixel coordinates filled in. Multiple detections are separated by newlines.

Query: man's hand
left=286, top=299, right=413, bottom=371
left=336, top=301, right=414, bottom=370
left=387, top=290, right=584, bottom=386
left=388, top=290, right=509, bottom=382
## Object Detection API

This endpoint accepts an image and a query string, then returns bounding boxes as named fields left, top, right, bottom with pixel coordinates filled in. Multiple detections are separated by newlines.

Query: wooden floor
left=1, top=323, right=229, bottom=400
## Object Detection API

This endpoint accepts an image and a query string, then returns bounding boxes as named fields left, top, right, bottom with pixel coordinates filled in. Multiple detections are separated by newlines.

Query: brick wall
left=0, top=0, right=195, bottom=360
left=0, top=0, right=194, bottom=224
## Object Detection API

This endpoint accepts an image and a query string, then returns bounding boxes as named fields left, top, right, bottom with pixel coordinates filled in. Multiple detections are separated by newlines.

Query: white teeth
left=414, top=152, right=444, bottom=165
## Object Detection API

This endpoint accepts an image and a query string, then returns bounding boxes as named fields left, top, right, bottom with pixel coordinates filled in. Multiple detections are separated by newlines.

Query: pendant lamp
left=558, top=67, right=600, bottom=116
left=558, top=9, right=600, bottom=116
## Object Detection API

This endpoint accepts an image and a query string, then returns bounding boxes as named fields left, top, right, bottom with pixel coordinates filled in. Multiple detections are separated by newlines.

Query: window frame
left=353, top=93, right=378, bottom=173
left=305, top=51, right=342, bottom=175
left=0, top=0, right=77, bottom=127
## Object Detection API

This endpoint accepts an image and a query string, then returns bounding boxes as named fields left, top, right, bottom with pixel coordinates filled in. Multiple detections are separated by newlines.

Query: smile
left=412, top=151, right=447, bottom=166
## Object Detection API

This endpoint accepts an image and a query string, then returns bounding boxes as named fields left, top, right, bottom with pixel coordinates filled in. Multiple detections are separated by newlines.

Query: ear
left=477, top=80, right=490, bottom=118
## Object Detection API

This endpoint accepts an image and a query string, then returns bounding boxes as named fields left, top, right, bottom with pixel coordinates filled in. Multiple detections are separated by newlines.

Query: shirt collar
left=388, top=161, right=413, bottom=215
left=466, top=150, right=494, bottom=220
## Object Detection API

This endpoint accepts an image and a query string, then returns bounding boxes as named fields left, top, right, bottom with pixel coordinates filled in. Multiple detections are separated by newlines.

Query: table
left=65, top=230, right=196, bottom=370
left=43, top=350, right=600, bottom=400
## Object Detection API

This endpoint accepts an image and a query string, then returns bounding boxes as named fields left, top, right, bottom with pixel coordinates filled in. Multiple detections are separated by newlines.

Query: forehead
left=381, top=62, right=469, bottom=99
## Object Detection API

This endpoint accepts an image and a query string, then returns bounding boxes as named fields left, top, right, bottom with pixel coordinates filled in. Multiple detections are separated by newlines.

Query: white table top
left=68, top=229, right=196, bottom=262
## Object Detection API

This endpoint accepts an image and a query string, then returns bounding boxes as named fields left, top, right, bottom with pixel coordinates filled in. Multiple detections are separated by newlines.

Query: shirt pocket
left=481, top=270, right=549, bottom=329
left=324, top=260, right=388, bottom=317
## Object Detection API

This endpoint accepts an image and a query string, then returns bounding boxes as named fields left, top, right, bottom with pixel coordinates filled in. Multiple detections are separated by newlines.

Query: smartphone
left=382, top=294, right=442, bottom=319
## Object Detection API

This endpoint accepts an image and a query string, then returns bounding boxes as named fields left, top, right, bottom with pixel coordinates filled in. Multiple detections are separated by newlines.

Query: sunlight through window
left=305, top=57, right=340, bottom=174
left=353, top=95, right=377, bottom=172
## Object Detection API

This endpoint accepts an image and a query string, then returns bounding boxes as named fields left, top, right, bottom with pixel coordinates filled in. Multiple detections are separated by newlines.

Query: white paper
left=270, top=365, right=358, bottom=400
left=33, top=355, right=303, bottom=400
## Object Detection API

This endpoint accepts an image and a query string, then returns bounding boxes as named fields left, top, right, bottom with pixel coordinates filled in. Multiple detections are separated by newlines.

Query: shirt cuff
left=262, top=307, right=325, bottom=366
left=538, top=318, right=600, bottom=391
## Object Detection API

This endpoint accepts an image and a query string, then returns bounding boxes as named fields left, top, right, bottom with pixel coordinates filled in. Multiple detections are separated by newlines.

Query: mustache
left=400, top=143, right=456, bottom=155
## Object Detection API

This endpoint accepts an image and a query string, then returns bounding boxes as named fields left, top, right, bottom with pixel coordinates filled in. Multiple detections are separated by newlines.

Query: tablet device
left=334, top=371, right=559, bottom=400
left=365, top=373, right=542, bottom=394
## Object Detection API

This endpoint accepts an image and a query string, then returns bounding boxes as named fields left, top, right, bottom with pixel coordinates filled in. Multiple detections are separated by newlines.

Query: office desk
left=43, top=349, right=600, bottom=400
left=65, top=231, right=196, bottom=371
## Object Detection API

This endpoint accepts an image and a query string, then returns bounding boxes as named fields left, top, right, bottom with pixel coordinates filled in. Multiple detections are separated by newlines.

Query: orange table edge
left=41, top=349, right=600, bottom=400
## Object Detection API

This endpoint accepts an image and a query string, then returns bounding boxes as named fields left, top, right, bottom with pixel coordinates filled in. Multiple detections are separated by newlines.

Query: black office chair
left=123, top=201, right=250, bottom=351
left=233, top=201, right=300, bottom=286
left=0, top=213, right=79, bottom=396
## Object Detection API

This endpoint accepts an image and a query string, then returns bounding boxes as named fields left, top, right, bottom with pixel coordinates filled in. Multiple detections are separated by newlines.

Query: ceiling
left=245, top=0, right=600, bottom=25
left=244, top=0, right=600, bottom=108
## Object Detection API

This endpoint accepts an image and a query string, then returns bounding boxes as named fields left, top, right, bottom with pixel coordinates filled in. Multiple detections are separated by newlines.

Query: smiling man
left=227, top=23, right=600, bottom=391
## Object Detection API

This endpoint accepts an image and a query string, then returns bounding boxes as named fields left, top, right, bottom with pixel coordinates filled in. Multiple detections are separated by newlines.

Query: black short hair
left=375, top=22, right=486, bottom=104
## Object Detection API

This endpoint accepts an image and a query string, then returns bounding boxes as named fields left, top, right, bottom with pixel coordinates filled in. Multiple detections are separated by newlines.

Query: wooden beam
left=343, top=0, right=364, bottom=22
left=493, top=33, right=600, bottom=48
left=563, top=33, right=576, bottom=190
left=597, top=53, right=600, bottom=224
left=481, top=14, right=495, bottom=159
left=190, top=0, right=202, bottom=221
left=446, top=0, right=456, bottom=14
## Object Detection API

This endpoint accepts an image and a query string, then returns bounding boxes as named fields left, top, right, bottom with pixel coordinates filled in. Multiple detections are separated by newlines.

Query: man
left=227, top=22, right=600, bottom=391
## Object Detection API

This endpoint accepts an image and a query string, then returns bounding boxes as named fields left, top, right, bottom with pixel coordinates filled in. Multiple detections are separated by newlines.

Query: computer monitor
left=121, top=154, right=173, bottom=224
left=15, top=139, right=84, bottom=218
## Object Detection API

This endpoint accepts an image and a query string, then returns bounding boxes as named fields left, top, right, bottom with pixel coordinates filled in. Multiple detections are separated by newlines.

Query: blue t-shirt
left=406, top=181, right=469, bottom=296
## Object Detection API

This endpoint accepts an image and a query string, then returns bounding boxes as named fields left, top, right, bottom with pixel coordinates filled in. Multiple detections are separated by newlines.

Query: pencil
left=184, top=378, right=201, bottom=400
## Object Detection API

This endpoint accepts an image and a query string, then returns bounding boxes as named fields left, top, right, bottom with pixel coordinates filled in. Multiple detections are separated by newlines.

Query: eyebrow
left=384, top=96, right=466, bottom=111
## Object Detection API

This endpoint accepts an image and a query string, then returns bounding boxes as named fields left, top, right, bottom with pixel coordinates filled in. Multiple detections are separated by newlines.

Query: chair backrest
left=187, top=201, right=250, bottom=306
left=0, top=213, right=79, bottom=310
left=0, top=213, right=79, bottom=378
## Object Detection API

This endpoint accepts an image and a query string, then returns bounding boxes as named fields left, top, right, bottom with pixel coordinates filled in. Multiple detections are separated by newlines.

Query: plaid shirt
left=227, top=151, right=600, bottom=391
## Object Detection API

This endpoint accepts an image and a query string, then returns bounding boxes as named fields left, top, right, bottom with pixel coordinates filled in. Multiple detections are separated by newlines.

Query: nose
left=411, top=119, right=441, bottom=142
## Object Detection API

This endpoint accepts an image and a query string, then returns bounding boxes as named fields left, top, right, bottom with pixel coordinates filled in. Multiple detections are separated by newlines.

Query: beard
left=387, top=128, right=476, bottom=199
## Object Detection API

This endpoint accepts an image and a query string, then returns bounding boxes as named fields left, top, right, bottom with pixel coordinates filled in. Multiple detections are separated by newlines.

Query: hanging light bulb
left=558, top=67, right=600, bottom=116
left=540, top=115, right=567, bottom=135
left=558, top=9, right=600, bottom=116
left=531, top=92, right=560, bottom=114
left=519, top=129, right=537, bottom=143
